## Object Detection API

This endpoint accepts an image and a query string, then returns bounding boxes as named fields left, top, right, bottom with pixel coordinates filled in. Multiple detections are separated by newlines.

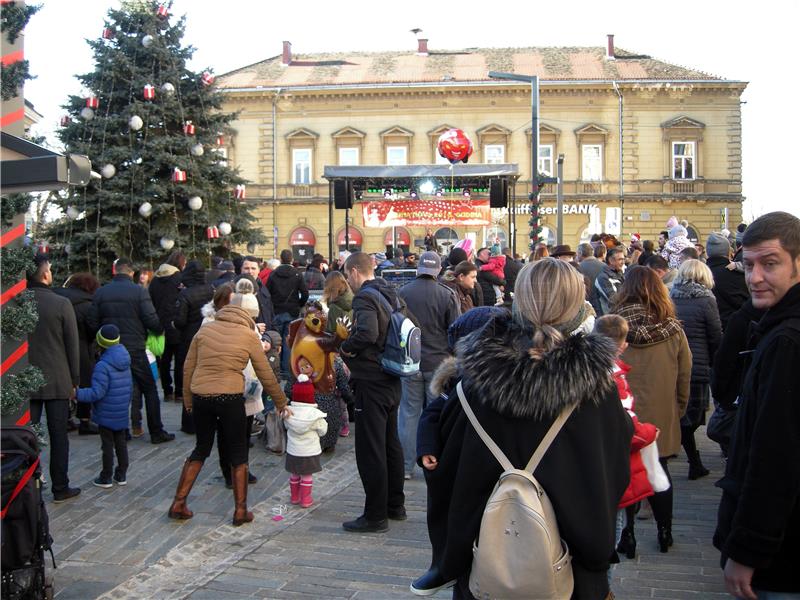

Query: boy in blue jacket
left=77, top=324, right=132, bottom=488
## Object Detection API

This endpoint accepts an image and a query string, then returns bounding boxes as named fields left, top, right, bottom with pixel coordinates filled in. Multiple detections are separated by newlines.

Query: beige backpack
left=457, top=381, right=575, bottom=600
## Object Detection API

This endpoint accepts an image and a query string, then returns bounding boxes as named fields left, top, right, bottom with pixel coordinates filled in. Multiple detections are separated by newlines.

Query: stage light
left=419, top=180, right=435, bottom=195
left=462, top=188, right=471, bottom=198
left=384, top=188, right=392, bottom=199
left=409, top=188, right=418, bottom=199
left=435, top=189, right=444, bottom=198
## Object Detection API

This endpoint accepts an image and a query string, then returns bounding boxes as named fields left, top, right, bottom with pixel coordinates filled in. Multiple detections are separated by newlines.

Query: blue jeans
left=398, top=370, right=435, bottom=474
left=272, top=312, right=295, bottom=376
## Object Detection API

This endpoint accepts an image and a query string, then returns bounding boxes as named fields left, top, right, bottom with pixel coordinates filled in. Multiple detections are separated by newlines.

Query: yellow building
left=217, top=36, right=746, bottom=261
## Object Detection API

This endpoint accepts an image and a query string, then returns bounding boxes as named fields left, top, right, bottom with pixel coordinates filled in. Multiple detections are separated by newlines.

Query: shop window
left=386, top=146, right=407, bottom=166
left=539, top=144, right=554, bottom=176
left=339, top=147, right=359, bottom=166
left=581, top=144, right=603, bottom=181
left=485, top=144, right=505, bottom=164
left=672, top=141, right=694, bottom=180
left=292, top=148, right=312, bottom=184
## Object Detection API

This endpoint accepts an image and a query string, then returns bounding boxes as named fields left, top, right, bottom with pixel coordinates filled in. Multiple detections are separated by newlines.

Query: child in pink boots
left=285, top=366, right=328, bottom=508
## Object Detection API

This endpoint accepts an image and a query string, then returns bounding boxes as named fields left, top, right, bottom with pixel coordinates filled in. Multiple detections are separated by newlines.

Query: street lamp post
left=488, top=71, right=539, bottom=247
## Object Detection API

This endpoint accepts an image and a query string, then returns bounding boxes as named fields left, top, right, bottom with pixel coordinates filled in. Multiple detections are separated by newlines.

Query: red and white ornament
left=102, top=28, right=114, bottom=40
left=60, top=116, right=72, bottom=127
left=183, top=121, right=195, bottom=136
left=36, top=241, right=50, bottom=254
left=206, top=226, right=220, bottom=239
left=216, top=134, right=224, bottom=146
left=85, top=96, right=99, bottom=109
left=234, top=184, right=246, bottom=199
left=218, top=222, right=232, bottom=236
left=143, top=84, right=155, bottom=101
left=201, top=72, right=215, bottom=86
left=156, top=4, right=169, bottom=19
left=172, top=167, right=187, bottom=183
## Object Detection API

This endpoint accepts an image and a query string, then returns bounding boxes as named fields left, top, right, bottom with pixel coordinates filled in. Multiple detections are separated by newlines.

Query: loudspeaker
left=334, top=180, right=353, bottom=209
left=489, top=179, right=507, bottom=208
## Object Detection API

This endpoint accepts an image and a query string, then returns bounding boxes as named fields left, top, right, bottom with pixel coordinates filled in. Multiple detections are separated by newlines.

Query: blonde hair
left=676, top=259, right=714, bottom=289
left=513, top=258, right=586, bottom=358
left=322, top=270, right=350, bottom=304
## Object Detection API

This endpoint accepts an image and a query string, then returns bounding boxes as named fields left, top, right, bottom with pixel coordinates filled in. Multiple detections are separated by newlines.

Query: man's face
left=477, top=249, right=490, bottom=262
left=241, top=260, right=259, bottom=278
left=658, top=234, right=667, bottom=249
left=743, top=239, right=800, bottom=310
left=608, top=252, right=625, bottom=271
left=406, top=255, right=417, bottom=266
left=557, top=254, right=573, bottom=263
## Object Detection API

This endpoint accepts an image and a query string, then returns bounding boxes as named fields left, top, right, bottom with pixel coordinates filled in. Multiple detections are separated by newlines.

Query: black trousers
left=129, top=348, right=164, bottom=435
left=647, top=457, right=674, bottom=527
left=99, top=426, right=128, bottom=480
left=30, top=399, right=70, bottom=493
left=352, top=377, right=405, bottom=522
left=158, top=342, right=182, bottom=397
left=219, top=415, right=253, bottom=482
left=189, top=394, right=248, bottom=466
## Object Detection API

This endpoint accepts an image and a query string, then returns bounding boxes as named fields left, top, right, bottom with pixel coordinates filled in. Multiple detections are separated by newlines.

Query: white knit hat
left=230, top=292, right=259, bottom=318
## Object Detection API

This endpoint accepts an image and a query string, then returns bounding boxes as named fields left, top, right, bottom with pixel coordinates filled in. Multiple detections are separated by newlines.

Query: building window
left=338, top=147, right=359, bottom=166
left=672, top=141, right=694, bottom=180
left=485, top=144, right=505, bottom=164
left=386, top=146, right=407, bottom=166
left=292, top=148, right=311, bottom=184
left=581, top=144, right=602, bottom=181
left=538, top=144, right=553, bottom=176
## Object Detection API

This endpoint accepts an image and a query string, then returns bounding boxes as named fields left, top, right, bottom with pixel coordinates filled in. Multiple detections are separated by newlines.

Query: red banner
left=361, top=199, right=490, bottom=227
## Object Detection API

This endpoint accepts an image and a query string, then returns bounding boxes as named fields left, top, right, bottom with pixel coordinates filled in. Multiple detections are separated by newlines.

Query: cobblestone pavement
left=42, top=400, right=730, bottom=599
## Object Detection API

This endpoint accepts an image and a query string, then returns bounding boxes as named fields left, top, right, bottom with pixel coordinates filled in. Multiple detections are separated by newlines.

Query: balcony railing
left=581, top=182, right=602, bottom=194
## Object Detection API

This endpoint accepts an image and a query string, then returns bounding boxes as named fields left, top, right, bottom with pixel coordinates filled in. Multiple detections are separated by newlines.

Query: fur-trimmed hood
left=455, top=315, right=617, bottom=419
left=429, top=356, right=458, bottom=398
left=669, top=279, right=713, bottom=299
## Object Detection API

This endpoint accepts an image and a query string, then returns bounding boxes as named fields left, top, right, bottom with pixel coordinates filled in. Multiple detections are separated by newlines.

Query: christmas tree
left=46, top=0, right=263, bottom=279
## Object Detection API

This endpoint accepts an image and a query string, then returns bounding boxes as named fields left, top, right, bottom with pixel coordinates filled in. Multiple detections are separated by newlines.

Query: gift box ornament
left=172, top=167, right=187, bottom=183
left=201, top=72, right=215, bottom=86
left=85, top=97, right=99, bottom=109
left=183, top=121, right=195, bottom=136
left=156, top=4, right=169, bottom=19
left=234, top=184, right=246, bottom=199
left=60, top=116, right=72, bottom=127
left=206, top=226, right=220, bottom=239
left=143, top=84, right=155, bottom=101
left=102, top=28, right=114, bottom=40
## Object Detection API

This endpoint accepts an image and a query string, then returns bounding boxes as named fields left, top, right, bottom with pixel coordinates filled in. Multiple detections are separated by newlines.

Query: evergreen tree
left=46, top=0, right=263, bottom=279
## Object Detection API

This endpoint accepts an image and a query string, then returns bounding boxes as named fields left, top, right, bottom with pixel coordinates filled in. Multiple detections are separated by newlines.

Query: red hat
left=291, top=374, right=316, bottom=404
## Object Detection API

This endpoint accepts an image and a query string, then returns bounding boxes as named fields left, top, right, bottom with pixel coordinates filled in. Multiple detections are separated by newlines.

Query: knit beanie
left=669, top=225, right=688, bottom=240
left=291, top=374, right=316, bottom=404
left=447, top=306, right=508, bottom=351
left=229, top=292, right=259, bottom=318
left=97, top=324, right=121, bottom=349
left=447, top=247, right=468, bottom=267
left=735, top=223, right=747, bottom=245
left=706, top=233, right=731, bottom=258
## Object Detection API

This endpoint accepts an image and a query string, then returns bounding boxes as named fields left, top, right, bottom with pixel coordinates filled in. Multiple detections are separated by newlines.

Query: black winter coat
left=148, top=267, right=182, bottom=346
left=54, top=286, right=95, bottom=386
left=714, top=283, right=800, bottom=592
left=670, top=281, right=722, bottom=383
left=29, top=281, right=80, bottom=399
left=706, top=256, right=749, bottom=331
left=266, top=264, right=309, bottom=317
left=426, top=315, right=632, bottom=599
left=502, top=256, right=522, bottom=300
left=88, top=275, right=162, bottom=353
left=174, top=263, right=213, bottom=351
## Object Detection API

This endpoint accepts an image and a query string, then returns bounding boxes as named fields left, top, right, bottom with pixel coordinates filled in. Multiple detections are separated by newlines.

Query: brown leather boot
left=231, top=464, right=254, bottom=526
left=168, top=459, right=203, bottom=520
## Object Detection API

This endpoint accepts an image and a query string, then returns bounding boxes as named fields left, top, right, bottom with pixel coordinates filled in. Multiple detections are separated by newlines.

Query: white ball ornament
left=138, top=202, right=153, bottom=217
left=101, top=164, right=116, bottom=179
left=80, top=107, right=94, bottom=121
left=142, top=35, right=154, bottom=48
left=129, top=115, right=143, bottom=131
left=64, top=243, right=72, bottom=255
left=187, top=196, right=203, bottom=211
left=66, top=206, right=80, bottom=220
left=160, top=237, right=175, bottom=250
left=218, top=222, right=232, bottom=236
left=161, top=82, right=175, bottom=96
left=190, top=143, right=204, bottom=157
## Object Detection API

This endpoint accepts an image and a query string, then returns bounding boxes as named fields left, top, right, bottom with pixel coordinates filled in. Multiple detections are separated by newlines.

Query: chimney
left=417, top=38, right=429, bottom=56
left=282, top=41, right=292, bottom=66
left=606, top=34, right=615, bottom=60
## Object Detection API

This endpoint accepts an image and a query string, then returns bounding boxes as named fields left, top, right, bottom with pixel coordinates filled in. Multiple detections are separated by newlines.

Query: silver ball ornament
left=190, top=143, right=204, bottom=157
left=129, top=115, right=143, bottom=131
left=160, top=237, right=175, bottom=250
left=142, top=35, right=154, bottom=48
left=187, top=196, right=203, bottom=211
left=80, top=107, right=94, bottom=121
left=218, top=222, right=232, bottom=236
left=66, top=206, right=80, bottom=220
left=101, top=164, right=116, bottom=179
left=161, top=82, right=175, bottom=96
left=138, top=202, right=153, bottom=217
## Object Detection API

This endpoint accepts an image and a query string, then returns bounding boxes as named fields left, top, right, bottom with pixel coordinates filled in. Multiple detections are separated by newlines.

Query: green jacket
left=326, top=289, right=353, bottom=334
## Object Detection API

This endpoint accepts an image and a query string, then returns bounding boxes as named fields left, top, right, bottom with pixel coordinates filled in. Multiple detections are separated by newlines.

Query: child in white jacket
left=285, top=365, right=328, bottom=508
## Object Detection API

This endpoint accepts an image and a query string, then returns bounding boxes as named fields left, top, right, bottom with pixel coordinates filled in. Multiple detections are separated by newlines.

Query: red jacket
left=258, top=267, right=272, bottom=287
left=614, top=360, right=658, bottom=508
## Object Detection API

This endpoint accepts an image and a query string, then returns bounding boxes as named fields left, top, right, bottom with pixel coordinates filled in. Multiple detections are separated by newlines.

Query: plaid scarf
left=615, top=303, right=683, bottom=345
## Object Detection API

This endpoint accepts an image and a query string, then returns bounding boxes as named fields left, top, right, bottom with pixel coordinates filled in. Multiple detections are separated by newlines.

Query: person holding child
left=285, top=366, right=328, bottom=508
left=77, top=325, right=132, bottom=488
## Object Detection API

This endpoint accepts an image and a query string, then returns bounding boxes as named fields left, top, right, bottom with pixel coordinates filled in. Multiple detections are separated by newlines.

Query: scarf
left=615, top=303, right=683, bottom=345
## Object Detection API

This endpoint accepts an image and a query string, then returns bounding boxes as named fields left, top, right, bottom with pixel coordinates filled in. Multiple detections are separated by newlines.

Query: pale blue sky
left=23, top=0, right=800, bottom=219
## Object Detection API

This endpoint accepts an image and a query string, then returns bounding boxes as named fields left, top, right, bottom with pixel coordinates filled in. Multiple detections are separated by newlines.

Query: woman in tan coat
left=612, top=266, right=691, bottom=553
left=168, top=298, right=288, bottom=526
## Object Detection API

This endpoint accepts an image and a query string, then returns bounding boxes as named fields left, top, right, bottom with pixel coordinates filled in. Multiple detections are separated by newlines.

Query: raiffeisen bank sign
left=492, top=203, right=599, bottom=216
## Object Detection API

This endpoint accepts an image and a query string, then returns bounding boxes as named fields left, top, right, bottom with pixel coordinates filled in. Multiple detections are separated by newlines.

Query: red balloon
left=437, top=128, right=474, bottom=164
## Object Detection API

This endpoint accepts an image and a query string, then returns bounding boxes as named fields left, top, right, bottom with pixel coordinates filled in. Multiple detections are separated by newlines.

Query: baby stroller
left=1, top=426, right=55, bottom=600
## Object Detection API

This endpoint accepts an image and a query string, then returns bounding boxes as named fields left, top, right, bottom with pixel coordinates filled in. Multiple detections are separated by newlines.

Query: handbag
left=707, top=402, right=737, bottom=447
left=242, top=361, right=264, bottom=417
left=262, top=410, right=286, bottom=455
left=640, top=441, right=670, bottom=493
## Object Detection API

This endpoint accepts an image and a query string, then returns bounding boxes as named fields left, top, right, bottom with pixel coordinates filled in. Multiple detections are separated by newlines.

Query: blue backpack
left=362, top=287, right=421, bottom=377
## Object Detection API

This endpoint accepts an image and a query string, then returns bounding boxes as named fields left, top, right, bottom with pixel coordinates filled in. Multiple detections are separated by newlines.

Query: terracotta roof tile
left=218, top=46, right=724, bottom=89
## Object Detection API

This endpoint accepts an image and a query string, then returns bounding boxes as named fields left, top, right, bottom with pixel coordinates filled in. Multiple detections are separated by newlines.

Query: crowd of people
left=25, top=210, right=799, bottom=599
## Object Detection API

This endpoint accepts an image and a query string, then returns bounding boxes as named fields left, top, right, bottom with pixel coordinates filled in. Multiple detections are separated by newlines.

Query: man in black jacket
left=266, top=249, right=309, bottom=374
left=706, top=232, right=749, bottom=331
left=239, top=255, right=274, bottom=331
left=713, top=212, right=800, bottom=599
left=88, top=258, right=174, bottom=444
left=28, top=257, right=82, bottom=502
left=398, top=252, right=460, bottom=479
left=148, top=251, right=185, bottom=402
left=339, top=252, right=406, bottom=533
